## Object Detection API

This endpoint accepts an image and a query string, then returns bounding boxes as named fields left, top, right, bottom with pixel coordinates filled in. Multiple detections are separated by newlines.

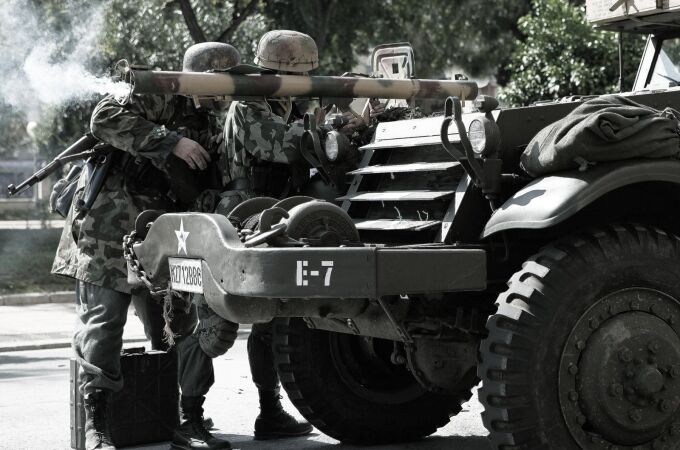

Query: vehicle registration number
left=168, top=257, right=203, bottom=294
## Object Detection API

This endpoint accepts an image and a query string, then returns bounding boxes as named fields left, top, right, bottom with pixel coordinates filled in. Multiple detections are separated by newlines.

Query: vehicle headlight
left=324, top=131, right=349, bottom=163
left=467, top=118, right=500, bottom=157
left=468, top=119, right=487, bottom=155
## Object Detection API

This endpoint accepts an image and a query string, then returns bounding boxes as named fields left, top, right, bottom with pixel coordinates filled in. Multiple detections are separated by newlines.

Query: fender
left=482, top=159, right=680, bottom=238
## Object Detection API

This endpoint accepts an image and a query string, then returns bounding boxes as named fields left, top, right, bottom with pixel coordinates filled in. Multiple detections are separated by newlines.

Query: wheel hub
left=578, top=312, right=680, bottom=443
left=560, top=288, right=680, bottom=448
left=636, top=366, right=664, bottom=397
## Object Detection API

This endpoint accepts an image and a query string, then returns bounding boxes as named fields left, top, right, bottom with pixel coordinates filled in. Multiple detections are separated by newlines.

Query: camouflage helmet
left=183, top=42, right=241, bottom=72
left=254, top=30, right=319, bottom=73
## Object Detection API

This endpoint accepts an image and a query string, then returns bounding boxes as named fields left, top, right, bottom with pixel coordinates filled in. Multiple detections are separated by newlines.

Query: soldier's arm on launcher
left=90, top=94, right=209, bottom=170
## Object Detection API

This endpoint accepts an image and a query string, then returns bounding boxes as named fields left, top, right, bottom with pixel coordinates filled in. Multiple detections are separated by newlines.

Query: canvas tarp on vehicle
left=520, top=95, right=680, bottom=177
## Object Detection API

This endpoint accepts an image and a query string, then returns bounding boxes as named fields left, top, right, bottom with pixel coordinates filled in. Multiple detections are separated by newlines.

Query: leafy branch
left=166, top=0, right=261, bottom=43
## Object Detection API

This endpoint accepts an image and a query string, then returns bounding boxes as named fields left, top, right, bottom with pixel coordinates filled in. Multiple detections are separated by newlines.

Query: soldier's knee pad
left=197, top=306, right=239, bottom=358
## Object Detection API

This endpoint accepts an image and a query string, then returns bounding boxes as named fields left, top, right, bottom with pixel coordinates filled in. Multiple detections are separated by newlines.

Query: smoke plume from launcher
left=0, top=0, right=128, bottom=121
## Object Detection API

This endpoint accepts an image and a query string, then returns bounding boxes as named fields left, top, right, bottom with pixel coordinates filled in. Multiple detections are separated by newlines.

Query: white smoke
left=0, top=0, right=128, bottom=121
left=22, top=44, right=129, bottom=104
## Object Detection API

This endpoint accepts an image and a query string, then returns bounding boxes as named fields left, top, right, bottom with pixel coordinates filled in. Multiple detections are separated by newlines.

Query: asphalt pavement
left=0, top=303, right=491, bottom=450
left=0, top=302, right=149, bottom=352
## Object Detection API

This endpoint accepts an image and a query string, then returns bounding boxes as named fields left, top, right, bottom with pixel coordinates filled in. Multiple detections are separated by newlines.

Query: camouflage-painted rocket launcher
left=123, top=67, right=478, bottom=101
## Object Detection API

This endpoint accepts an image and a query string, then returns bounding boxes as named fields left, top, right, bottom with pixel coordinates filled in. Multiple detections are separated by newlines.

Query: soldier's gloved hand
left=49, top=178, right=69, bottom=213
left=369, top=100, right=386, bottom=118
left=171, top=137, right=211, bottom=170
left=339, top=112, right=365, bottom=135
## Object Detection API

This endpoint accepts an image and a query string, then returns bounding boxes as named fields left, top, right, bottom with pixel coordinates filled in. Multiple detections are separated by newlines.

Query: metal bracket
left=376, top=297, right=413, bottom=344
left=441, top=97, right=503, bottom=200
left=243, top=207, right=289, bottom=247
left=441, top=96, right=486, bottom=184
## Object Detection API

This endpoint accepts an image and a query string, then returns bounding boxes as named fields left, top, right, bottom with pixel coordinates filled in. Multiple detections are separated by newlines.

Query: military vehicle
left=125, top=5, right=680, bottom=449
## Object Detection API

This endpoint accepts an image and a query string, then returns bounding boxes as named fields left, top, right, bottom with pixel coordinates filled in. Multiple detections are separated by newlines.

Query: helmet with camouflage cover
left=183, top=42, right=241, bottom=72
left=254, top=30, right=319, bottom=73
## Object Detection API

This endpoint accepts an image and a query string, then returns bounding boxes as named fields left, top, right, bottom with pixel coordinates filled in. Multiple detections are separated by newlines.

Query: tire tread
left=479, top=224, right=680, bottom=449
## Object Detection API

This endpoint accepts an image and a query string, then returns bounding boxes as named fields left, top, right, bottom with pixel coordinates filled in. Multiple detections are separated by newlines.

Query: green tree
left=500, top=0, right=645, bottom=107
left=366, top=0, right=532, bottom=80
left=263, top=0, right=531, bottom=79
left=98, top=0, right=267, bottom=70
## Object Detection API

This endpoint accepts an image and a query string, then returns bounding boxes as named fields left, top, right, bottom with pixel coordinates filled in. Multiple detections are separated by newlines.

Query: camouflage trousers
left=73, top=280, right=211, bottom=397
left=180, top=293, right=279, bottom=395
left=248, top=321, right=279, bottom=392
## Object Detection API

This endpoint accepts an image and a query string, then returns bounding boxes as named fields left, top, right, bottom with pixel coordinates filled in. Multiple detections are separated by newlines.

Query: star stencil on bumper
left=175, top=219, right=189, bottom=255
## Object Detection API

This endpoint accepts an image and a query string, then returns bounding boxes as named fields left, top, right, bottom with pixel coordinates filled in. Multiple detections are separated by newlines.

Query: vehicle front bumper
left=133, top=213, right=487, bottom=318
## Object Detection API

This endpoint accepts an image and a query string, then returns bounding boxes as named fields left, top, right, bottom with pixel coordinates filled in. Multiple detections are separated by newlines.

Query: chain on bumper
left=123, top=231, right=168, bottom=298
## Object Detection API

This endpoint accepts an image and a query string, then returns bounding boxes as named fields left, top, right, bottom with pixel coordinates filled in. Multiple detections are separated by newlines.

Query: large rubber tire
left=273, top=317, right=474, bottom=445
left=479, top=225, right=680, bottom=449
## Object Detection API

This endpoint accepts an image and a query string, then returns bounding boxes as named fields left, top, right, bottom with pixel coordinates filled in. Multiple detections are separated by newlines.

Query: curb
left=0, top=291, right=74, bottom=306
left=0, top=328, right=252, bottom=353
left=0, top=337, right=149, bottom=353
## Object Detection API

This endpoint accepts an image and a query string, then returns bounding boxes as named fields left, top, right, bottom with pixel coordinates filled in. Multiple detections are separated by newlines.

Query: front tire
left=479, top=225, right=680, bottom=449
left=273, top=317, right=474, bottom=444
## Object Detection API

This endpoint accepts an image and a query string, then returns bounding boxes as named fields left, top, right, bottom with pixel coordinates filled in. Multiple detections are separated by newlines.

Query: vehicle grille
left=339, top=136, right=465, bottom=245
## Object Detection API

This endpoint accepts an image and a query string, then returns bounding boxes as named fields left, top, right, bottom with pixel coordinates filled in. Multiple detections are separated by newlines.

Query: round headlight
left=325, top=132, right=340, bottom=162
left=468, top=119, right=487, bottom=155
left=323, top=131, right=349, bottom=163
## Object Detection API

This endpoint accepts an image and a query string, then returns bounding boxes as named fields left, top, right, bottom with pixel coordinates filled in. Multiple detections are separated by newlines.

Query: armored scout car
left=127, top=4, right=680, bottom=448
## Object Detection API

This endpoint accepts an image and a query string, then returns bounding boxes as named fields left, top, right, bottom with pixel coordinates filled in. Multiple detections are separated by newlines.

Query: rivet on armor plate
left=619, top=348, right=633, bottom=363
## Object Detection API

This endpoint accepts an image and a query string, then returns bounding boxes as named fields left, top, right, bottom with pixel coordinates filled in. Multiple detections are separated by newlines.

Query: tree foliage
left=262, top=0, right=531, bottom=79
left=98, top=0, right=267, bottom=70
left=500, top=0, right=645, bottom=107
left=365, top=0, right=532, bottom=81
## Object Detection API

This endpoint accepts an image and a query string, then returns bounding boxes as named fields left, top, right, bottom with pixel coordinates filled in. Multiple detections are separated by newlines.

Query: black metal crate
left=70, top=347, right=178, bottom=449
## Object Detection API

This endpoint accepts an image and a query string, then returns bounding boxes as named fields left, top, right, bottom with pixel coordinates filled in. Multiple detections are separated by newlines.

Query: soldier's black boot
left=83, top=389, right=116, bottom=450
left=254, top=388, right=313, bottom=440
left=171, top=396, right=231, bottom=450
left=178, top=404, right=214, bottom=430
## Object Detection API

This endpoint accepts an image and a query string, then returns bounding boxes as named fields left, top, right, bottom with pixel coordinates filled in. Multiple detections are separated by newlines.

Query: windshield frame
left=633, top=32, right=680, bottom=91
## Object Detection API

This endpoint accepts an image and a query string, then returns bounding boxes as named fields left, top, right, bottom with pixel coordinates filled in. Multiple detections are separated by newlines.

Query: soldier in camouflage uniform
left=172, top=31, right=319, bottom=443
left=52, top=42, right=238, bottom=450
left=218, top=30, right=330, bottom=441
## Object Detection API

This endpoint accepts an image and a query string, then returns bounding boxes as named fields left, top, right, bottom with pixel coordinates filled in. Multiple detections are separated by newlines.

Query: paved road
left=0, top=303, right=148, bottom=351
left=0, top=339, right=491, bottom=450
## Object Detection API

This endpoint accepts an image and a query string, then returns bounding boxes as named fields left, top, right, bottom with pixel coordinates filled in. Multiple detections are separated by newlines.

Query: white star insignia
left=175, top=219, right=190, bottom=255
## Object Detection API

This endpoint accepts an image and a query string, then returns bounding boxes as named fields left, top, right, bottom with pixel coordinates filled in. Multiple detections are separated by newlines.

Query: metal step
left=359, top=135, right=459, bottom=151
left=337, top=190, right=455, bottom=202
left=354, top=219, right=441, bottom=231
left=348, top=161, right=459, bottom=176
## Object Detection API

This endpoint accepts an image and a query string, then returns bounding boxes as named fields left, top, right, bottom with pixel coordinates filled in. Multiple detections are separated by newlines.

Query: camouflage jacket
left=52, top=94, right=223, bottom=293
left=220, top=99, right=307, bottom=191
